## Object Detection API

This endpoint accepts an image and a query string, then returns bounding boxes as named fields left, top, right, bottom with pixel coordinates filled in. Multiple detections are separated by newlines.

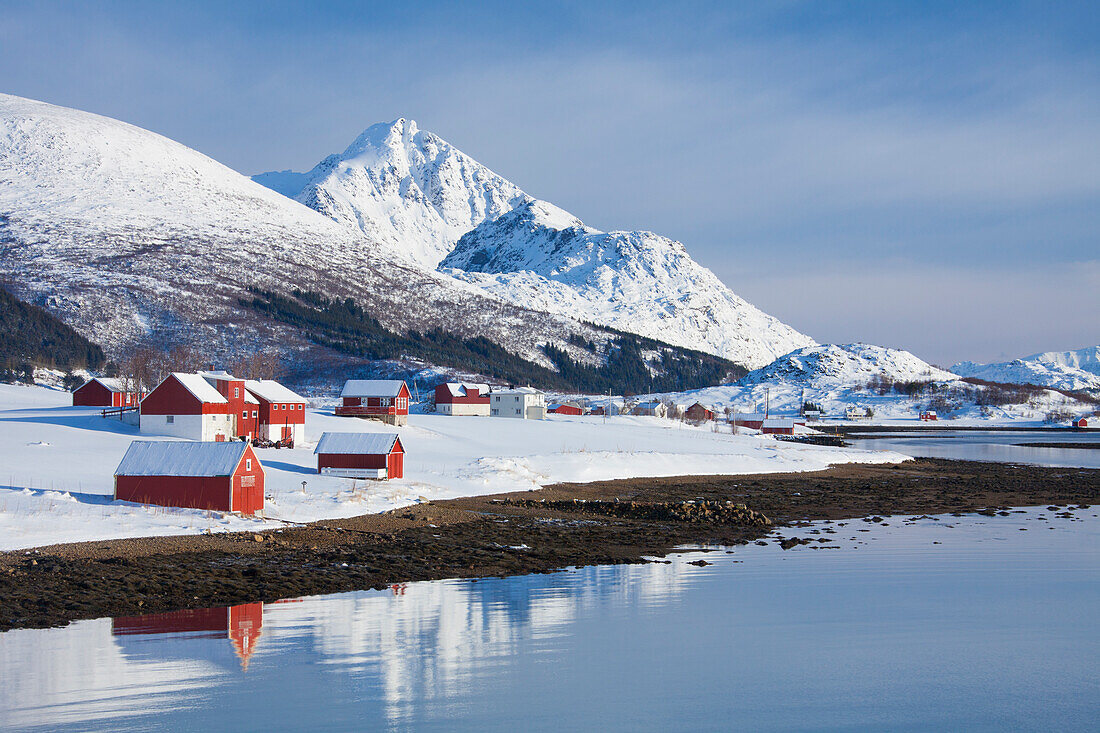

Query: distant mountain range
left=951, top=346, right=1100, bottom=393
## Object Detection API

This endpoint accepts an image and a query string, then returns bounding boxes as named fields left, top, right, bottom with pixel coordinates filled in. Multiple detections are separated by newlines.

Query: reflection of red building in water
left=112, top=602, right=264, bottom=671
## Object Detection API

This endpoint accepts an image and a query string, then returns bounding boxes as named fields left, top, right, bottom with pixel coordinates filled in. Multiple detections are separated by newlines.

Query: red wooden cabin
left=314, top=432, right=404, bottom=479
left=920, top=410, right=938, bottom=421
left=114, top=440, right=265, bottom=514
left=72, top=377, right=144, bottom=407
left=684, top=402, right=715, bottom=422
left=336, top=380, right=410, bottom=425
left=1074, top=417, right=1095, bottom=429
left=549, top=402, right=584, bottom=416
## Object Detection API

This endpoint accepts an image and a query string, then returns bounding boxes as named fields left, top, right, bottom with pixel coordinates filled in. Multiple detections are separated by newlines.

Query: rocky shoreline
left=2, top=458, right=1098, bottom=633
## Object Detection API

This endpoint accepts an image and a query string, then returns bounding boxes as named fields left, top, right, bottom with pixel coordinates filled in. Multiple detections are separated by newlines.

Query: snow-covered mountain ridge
left=0, top=93, right=607, bottom=369
left=440, top=200, right=814, bottom=367
left=255, top=119, right=815, bottom=368
left=952, top=346, right=1100, bottom=394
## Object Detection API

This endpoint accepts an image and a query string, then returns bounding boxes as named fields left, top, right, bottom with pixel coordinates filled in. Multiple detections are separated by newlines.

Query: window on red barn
left=234, top=387, right=240, bottom=398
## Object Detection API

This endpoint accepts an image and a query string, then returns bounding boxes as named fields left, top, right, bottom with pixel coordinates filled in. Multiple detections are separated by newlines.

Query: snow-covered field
left=0, top=383, right=907, bottom=551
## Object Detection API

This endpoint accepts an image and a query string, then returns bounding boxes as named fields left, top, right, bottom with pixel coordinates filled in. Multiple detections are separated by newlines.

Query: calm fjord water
left=2, top=506, right=1097, bottom=732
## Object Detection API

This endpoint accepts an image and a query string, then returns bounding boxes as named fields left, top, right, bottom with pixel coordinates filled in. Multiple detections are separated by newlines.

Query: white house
left=490, top=387, right=547, bottom=420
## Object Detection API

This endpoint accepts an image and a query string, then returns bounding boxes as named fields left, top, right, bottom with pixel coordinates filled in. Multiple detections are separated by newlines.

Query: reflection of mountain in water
left=0, top=561, right=699, bottom=729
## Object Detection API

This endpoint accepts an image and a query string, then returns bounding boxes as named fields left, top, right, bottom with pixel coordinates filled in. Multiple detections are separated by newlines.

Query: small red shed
left=314, top=432, right=404, bottom=479
left=920, top=410, right=938, bottom=421
left=114, top=441, right=264, bottom=514
left=72, top=377, right=144, bottom=407
left=1074, top=417, right=1095, bottom=429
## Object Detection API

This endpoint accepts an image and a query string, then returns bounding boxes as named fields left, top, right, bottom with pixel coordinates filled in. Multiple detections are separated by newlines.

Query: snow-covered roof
left=762, top=419, right=795, bottom=428
left=439, top=382, right=490, bottom=398
left=169, top=373, right=227, bottom=404
left=115, top=441, right=252, bottom=477
left=341, top=380, right=407, bottom=398
left=314, top=432, right=401, bottom=455
left=731, top=412, right=766, bottom=421
left=635, top=401, right=663, bottom=410
left=82, top=377, right=128, bottom=393
left=494, top=386, right=544, bottom=395
left=245, top=379, right=307, bottom=404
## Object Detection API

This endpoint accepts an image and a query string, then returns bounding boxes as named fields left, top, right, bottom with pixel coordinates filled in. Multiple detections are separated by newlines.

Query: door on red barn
left=281, top=426, right=292, bottom=441
left=215, top=434, right=225, bottom=442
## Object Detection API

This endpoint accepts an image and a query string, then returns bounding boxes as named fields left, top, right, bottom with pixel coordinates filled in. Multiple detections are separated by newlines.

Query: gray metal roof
left=115, top=441, right=252, bottom=477
left=244, top=379, right=307, bottom=403
left=341, top=380, right=407, bottom=398
left=314, top=432, right=400, bottom=455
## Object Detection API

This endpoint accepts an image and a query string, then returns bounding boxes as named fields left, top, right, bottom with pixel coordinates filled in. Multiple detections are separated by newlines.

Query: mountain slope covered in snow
left=952, top=345, right=1100, bottom=393
left=0, top=94, right=606, bottom=369
left=257, top=119, right=815, bottom=368
left=440, top=200, right=815, bottom=367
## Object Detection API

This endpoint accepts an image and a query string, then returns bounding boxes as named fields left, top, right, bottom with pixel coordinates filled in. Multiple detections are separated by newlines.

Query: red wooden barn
left=434, top=382, right=491, bottom=416
left=139, top=372, right=234, bottom=441
left=72, top=377, right=144, bottom=407
left=314, top=432, right=404, bottom=479
left=684, top=402, right=715, bottom=422
left=337, top=380, right=410, bottom=426
left=114, top=440, right=265, bottom=514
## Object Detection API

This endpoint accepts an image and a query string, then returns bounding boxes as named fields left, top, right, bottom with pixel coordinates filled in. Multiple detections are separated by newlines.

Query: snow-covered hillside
left=256, top=119, right=814, bottom=368
left=272, top=118, right=527, bottom=267
left=441, top=200, right=816, bottom=367
left=952, top=346, right=1100, bottom=393
left=0, top=94, right=606, bottom=367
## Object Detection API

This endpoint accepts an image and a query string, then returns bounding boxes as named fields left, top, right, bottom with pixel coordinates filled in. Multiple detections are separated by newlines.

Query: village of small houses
left=0, top=361, right=922, bottom=551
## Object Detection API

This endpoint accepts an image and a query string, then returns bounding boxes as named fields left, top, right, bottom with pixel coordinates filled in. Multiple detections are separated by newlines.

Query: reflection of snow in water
left=263, top=559, right=697, bottom=723
left=0, top=618, right=222, bottom=729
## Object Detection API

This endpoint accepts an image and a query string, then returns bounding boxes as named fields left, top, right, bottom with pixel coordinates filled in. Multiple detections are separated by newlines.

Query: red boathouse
left=72, top=377, right=144, bottom=407
left=336, top=380, right=411, bottom=425
left=114, top=440, right=265, bottom=514
left=314, top=432, right=404, bottom=479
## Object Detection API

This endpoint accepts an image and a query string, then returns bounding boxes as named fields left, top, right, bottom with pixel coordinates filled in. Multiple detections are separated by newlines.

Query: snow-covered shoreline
left=0, top=383, right=908, bottom=551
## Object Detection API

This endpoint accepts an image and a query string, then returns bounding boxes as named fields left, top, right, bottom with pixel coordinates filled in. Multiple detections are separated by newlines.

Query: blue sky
left=2, top=1, right=1097, bottom=365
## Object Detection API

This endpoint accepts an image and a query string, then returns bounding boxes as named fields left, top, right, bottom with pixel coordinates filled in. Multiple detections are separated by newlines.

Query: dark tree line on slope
left=0, top=286, right=105, bottom=380
left=241, top=288, right=742, bottom=394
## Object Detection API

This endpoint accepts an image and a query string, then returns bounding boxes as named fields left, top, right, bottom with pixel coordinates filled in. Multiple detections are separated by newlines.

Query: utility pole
left=765, top=387, right=770, bottom=419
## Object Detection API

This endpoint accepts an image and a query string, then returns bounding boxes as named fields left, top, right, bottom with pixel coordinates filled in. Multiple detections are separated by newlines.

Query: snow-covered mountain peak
left=252, top=115, right=816, bottom=367
left=951, top=345, right=1100, bottom=393
left=270, top=118, right=528, bottom=266
left=740, top=344, right=956, bottom=389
